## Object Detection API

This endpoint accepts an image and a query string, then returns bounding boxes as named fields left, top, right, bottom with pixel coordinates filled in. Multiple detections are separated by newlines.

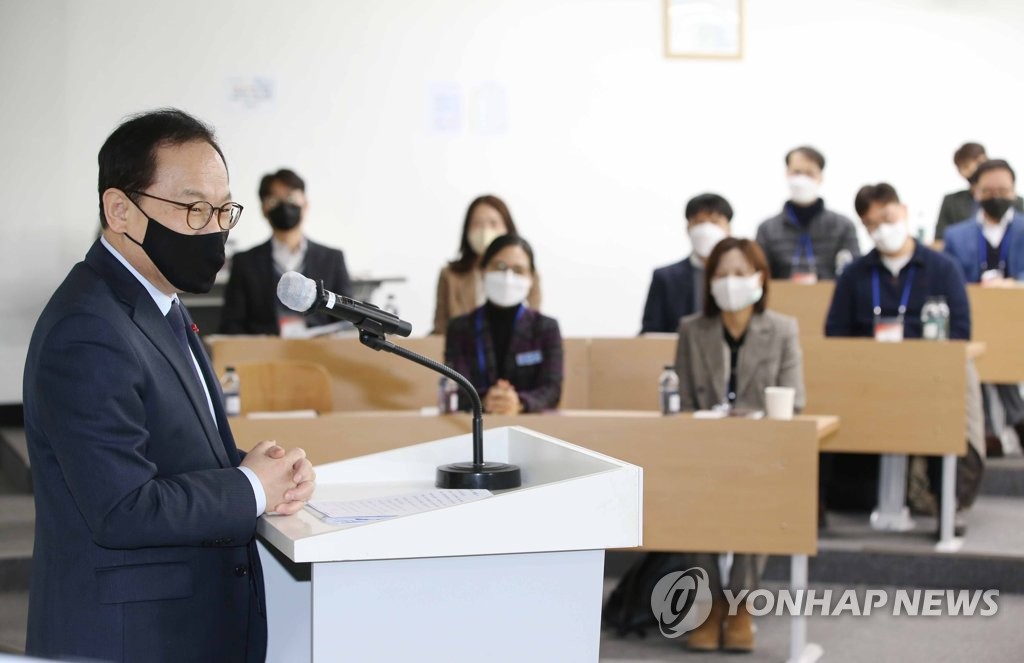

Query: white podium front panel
left=311, top=550, right=604, bottom=663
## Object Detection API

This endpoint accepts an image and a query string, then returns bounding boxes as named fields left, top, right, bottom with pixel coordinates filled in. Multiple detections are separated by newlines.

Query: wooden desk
left=801, top=338, right=975, bottom=455
left=210, top=336, right=593, bottom=412
left=771, top=280, right=1024, bottom=384
left=211, top=336, right=444, bottom=412
left=769, top=280, right=833, bottom=337
left=967, top=284, right=1024, bottom=383
left=232, top=410, right=834, bottom=556
left=588, top=337, right=676, bottom=410
left=213, top=333, right=969, bottom=457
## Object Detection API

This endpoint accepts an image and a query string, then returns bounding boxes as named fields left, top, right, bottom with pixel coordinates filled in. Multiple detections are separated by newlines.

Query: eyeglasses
left=127, top=190, right=243, bottom=231
left=486, top=261, right=530, bottom=276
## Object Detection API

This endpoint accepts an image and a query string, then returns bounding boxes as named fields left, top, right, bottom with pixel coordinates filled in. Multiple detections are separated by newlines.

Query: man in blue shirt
left=943, top=159, right=1024, bottom=456
left=823, top=183, right=982, bottom=526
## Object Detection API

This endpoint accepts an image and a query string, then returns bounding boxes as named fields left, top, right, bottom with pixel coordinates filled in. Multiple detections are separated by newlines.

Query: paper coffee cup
left=764, top=386, right=796, bottom=420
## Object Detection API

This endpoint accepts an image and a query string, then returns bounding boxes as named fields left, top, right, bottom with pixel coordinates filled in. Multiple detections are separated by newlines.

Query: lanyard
left=872, top=265, right=917, bottom=317
left=475, top=305, right=525, bottom=378
left=785, top=206, right=815, bottom=266
left=977, top=224, right=1011, bottom=274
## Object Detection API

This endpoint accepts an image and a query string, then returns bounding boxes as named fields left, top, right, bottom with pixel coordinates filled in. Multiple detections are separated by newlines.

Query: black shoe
left=986, top=434, right=1004, bottom=458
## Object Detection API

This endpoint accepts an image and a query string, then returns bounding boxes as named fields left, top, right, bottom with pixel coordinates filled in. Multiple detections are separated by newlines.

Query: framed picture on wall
left=663, top=0, right=744, bottom=60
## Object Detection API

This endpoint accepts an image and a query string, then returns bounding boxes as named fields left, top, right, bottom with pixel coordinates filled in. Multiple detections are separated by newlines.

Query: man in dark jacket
left=641, top=193, right=732, bottom=333
left=23, top=109, right=315, bottom=662
left=756, top=146, right=861, bottom=281
left=220, top=168, right=352, bottom=335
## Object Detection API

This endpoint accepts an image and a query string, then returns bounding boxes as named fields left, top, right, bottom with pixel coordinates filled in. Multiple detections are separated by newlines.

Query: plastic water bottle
left=659, top=364, right=680, bottom=415
left=921, top=296, right=950, bottom=341
left=438, top=376, right=459, bottom=414
left=220, top=366, right=241, bottom=417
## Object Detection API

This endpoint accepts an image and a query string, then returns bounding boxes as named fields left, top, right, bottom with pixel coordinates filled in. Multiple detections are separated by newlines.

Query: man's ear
left=102, top=188, right=132, bottom=232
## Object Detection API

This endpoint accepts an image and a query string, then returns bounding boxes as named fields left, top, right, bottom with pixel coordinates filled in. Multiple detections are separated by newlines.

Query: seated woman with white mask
left=432, top=195, right=542, bottom=334
left=673, top=237, right=806, bottom=653
left=443, top=235, right=562, bottom=414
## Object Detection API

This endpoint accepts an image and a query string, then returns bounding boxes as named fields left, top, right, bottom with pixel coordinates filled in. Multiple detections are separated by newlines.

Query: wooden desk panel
left=968, top=285, right=1024, bottom=383
left=770, top=280, right=1024, bottom=383
left=559, top=339, right=591, bottom=410
left=769, top=280, right=833, bottom=337
left=211, top=336, right=442, bottom=412
left=212, top=336, right=590, bottom=412
left=801, top=338, right=969, bottom=455
left=587, top=337, right=676, bottom=411
left=230, top=411, right=827, bottom=556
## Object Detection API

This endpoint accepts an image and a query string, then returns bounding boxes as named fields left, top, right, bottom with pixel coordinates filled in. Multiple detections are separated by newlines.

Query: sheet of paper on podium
left=306, top=489, right=492, bottom=525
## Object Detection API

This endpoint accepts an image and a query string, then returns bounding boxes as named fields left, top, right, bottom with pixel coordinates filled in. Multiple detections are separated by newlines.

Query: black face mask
left=125, top=207, right=227, bottom=294
left=980, top=197, right=1014, bottom=221
left=268, top=202, right=302, bottom=231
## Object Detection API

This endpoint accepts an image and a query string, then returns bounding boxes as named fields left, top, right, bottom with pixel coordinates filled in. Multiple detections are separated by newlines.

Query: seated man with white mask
left=756, top=146, right=861, bottom=282
left=824, top=183, right=983, bottom=525
left=641, top=193, right=731, bottom=333
left=444, top=235, right=563, bottom=414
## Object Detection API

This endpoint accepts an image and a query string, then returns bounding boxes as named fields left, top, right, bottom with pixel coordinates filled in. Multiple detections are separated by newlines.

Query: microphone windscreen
left=277, top=271, right=318, bottom=312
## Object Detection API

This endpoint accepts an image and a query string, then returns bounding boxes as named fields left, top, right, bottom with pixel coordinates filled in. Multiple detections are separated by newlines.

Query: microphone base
left=436, top=462, right=522, bottom=490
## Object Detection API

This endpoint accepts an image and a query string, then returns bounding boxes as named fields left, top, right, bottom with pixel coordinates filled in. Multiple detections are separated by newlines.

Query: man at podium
left=22, top=109, right=315, bottom=662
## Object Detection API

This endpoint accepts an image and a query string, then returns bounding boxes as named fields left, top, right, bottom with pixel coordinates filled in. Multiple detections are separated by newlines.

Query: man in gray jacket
left=755, top=146, right=861, bottom=281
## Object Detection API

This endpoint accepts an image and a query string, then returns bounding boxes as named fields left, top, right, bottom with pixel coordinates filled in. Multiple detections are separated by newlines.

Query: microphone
left=277, top=271, right=412, bottom=337
left=276, top=271, right=520, bottom=490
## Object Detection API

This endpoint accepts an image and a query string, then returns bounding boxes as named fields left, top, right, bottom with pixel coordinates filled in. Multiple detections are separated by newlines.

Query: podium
left=256, top=426, right=643, bottom=663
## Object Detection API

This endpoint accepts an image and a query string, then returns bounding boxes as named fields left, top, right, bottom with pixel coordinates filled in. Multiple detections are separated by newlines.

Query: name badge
left=791, top=270, right=818, bottom=285
left=874, top=315, right=904, bottom=343
left=278, top=315, right=307, bottom=339
left=515, top=350, right=543, bottom=367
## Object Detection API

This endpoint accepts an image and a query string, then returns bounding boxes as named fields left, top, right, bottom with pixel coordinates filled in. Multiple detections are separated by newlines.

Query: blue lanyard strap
left=786, top=206, right=816, bottom=265
left=977, top=224, right=1011, bottom=273
left=475, top=305, right=526, bottom=378
left=872, top=265, right=917, bottom=317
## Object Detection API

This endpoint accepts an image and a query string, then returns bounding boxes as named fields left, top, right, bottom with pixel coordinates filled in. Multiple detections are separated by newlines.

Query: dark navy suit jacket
left=942, top=212, right=1024, bottom=282
left=23, top=241, right=266, bottom=662
left=825, top=241, right=971, bottom=340
left=220, top=238, right=351, bottom=334
left=641, top=258, right=701, bottom=333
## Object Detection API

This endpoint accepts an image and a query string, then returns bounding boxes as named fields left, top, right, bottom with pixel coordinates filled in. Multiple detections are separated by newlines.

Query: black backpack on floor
left=602, top=552, right=691, bottom=638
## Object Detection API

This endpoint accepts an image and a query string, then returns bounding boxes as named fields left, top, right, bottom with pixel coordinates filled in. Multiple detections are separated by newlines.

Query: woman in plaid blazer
left=444, top=235, right=562, bottom=414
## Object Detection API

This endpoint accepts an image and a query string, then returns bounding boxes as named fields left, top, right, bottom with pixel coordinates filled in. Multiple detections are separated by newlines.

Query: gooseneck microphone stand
left=355, top=316, right=522, bottom=491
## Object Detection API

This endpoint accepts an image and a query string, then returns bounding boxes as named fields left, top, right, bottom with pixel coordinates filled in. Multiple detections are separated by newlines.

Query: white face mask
left=483, top=270, right=532, bottom=307
left=871, top=221, right=909, bottom=255
left=688, top=222, right=728, bottom=259
left=711, top=273, right=764, bottom=313
left=788, top=174, right=820, bottom=206
left=468, top=227, right=503, bottom=256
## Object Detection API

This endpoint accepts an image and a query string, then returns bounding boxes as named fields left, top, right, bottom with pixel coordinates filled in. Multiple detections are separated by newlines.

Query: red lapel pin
left=191, top=323, right=200, bottom=333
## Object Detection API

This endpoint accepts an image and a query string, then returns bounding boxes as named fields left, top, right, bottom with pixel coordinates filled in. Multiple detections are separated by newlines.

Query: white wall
left=3, top=0, right=1024, bottom=402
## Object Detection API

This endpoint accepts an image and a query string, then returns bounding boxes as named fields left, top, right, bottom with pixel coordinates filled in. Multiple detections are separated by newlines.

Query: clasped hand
left=484, top=379, right=523, bottom=415
left=240, top=440, right=317, bottom=515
